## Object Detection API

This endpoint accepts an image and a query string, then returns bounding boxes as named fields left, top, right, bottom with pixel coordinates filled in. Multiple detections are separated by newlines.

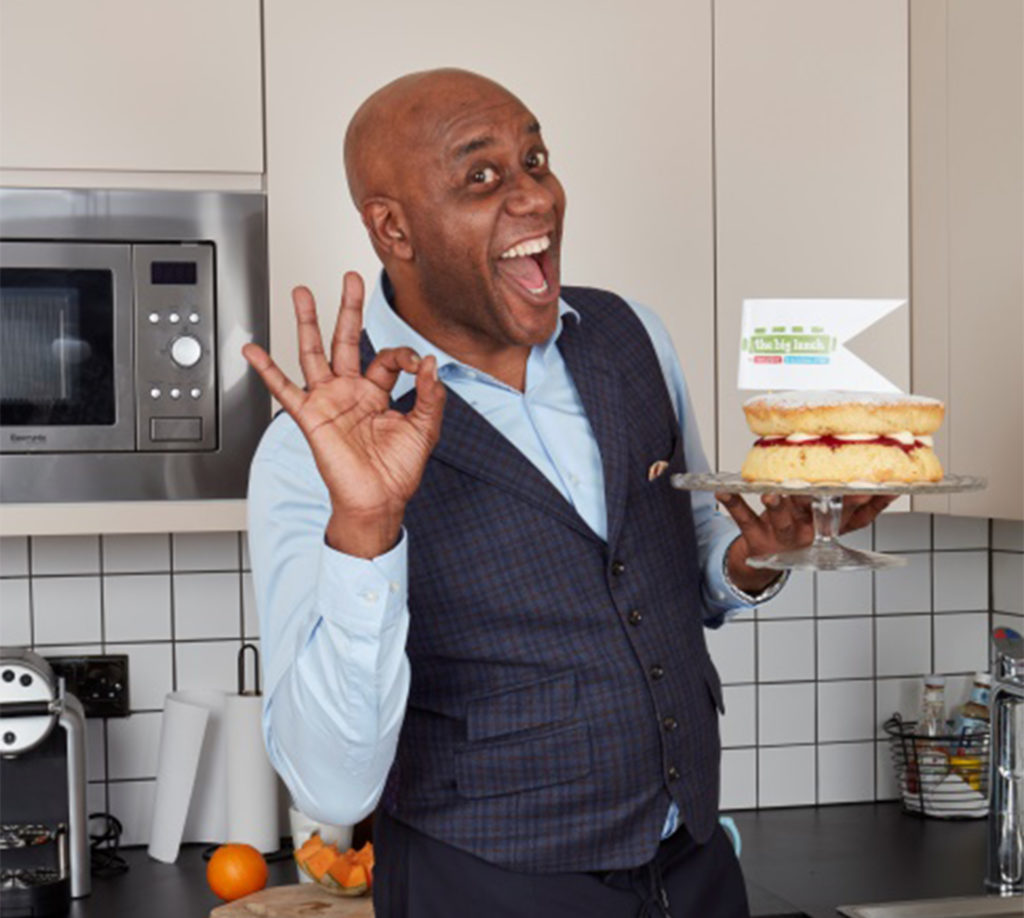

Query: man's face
left=401, top=87, right=566, bottom=354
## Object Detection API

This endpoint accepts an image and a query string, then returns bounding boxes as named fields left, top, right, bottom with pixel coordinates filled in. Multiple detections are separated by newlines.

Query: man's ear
left=362, top=198, right=413, bottom=260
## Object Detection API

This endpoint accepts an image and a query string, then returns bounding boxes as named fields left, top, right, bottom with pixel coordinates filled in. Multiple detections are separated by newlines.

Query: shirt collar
left=364, top=271, right=580, bottom=400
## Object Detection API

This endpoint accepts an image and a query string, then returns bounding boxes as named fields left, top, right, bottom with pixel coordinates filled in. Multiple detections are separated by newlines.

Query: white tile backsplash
left=32, top=576, right=102, bottom=645
left=876, top=742, right=901, bottom=800
left=175, top=640, right=242, bottom=693
left=992, top=519, right=1024, bottom=551
left=0, top=537, right=29, bottom=577
left=720, top=684, right=756, bottom=748
left=818, top=741, right=875, bottom=804
left=705, top=619, right=755, bottom=684
left=816, top=569, right=872, bottom=617
left=119, top=642, right=174, bottom=710
left=242, top=571, right=259, bottom=638
left=721, top=748, right=757, bottom=810
left=993, top=551, right=1024, bottom=615
left=31, top=536, right=100, bottom=576
left=108, top=780, right=156, bottom=847
left=107, top=712, right=163, bottom=780
left=102, top=534, right=170, bottom=573
left=173, top=572, right=241, bottom=640
left=759, top=682, right=815, bottom=745
left=818, top=617, right=873, bottom=680
left=104, top=574, right=172, bottom=642
left=932, top=551, right=988, bottom=612
left=933, top=612, right=989, bottom=674
left=757, top=570, right=814, bottom=618
left=758, top=619, right=815, bottom=682
left=759, top=745, right=816, bottom=807
left=875, top=553, right=931, bottom=614
left=172, top=532, right=240, bottom=571
left=933, top=516, right=988, bottom=550
left=875, top=677, right=920, bottom=736
left=818, top=680, right=874, bottom=742
left=0, top=578, right=31, bottom=645
left=874, top=513, right=931, bottom=552
left=876, top=615, right=932, bottom=678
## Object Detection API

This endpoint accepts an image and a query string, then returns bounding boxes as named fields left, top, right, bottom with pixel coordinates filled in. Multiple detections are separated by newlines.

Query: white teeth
left=526, top=280, right=549, bottom=295
left=499, top=234, right=551, bottom=260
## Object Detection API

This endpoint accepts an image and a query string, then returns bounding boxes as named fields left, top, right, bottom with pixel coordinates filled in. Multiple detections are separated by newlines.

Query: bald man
left=245, top=69, right=888, bottom=917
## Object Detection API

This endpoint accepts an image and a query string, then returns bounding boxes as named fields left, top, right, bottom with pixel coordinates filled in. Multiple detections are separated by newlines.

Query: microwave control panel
left=133, top=243, right=217, bottom=451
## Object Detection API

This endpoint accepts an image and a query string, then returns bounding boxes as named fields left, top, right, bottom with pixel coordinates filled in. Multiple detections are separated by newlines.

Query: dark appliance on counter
left=0, top=187, right=270, bottom=502
left=0, top=648, right=89, bottom=916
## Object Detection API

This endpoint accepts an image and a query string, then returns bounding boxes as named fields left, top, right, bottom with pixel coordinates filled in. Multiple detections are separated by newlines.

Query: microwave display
left=1, top=269, right=116, bottom=426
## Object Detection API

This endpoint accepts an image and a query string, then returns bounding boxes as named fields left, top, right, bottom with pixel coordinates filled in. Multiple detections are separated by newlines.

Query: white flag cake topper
left=737, top=298, right=907, bottom=392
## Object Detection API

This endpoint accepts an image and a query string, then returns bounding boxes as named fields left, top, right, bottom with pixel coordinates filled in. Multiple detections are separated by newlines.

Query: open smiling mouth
left=495, top=234, right=557, bottom=298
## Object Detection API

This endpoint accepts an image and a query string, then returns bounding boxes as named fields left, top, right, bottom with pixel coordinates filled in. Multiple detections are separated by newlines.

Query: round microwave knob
left=170, top=335, right=202, bottom=368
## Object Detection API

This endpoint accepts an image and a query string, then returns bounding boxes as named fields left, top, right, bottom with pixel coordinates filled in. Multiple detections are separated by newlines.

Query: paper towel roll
left=147, top=692, right=212, bottom=863
left=225, top=692, right=280, bottom=852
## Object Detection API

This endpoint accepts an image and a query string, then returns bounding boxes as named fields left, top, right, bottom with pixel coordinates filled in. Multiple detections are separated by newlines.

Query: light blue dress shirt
left=247, top=276, right=760, bottom=833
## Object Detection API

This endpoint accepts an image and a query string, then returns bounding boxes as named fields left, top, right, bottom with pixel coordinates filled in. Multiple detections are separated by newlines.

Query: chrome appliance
left=0, top=188, right=269, bottom=501
left=0, top=648, right=89, bottom=915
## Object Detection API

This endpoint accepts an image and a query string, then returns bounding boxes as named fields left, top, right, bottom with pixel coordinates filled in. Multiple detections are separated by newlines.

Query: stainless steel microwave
left=0, top=188, right=270, bottom=502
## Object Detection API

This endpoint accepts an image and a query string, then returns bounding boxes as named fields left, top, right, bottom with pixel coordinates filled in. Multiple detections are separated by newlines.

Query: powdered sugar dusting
left=744, top=390, right=943, bottom=409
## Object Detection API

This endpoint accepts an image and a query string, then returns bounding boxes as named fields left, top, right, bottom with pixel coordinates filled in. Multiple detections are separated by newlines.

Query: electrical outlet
left=44, top=654, right=130, bottom=717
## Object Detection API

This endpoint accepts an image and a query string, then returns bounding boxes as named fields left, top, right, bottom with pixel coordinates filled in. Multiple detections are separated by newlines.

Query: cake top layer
left=743, top=390, right=943, bottom=409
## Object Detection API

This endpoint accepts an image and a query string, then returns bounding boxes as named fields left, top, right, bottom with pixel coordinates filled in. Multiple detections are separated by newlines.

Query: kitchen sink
left=837, top=894, right=1024, bottom=918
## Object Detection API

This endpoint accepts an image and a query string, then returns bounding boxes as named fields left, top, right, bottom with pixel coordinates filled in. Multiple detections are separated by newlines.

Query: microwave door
left=0, top=242, right=135, bottom=452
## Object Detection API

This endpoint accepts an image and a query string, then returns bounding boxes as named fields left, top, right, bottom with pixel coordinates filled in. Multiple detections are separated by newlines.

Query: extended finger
left=365, top=347, right=422, bottom=392
left=292, top=286, right=333, bottom=386
left=841, top=495, right=896, bottom=533
left=716, top=492, right=764, bottom=535
left=763, top=493, right=799, bottom=543
left=331, top=272, right=366, bottom=378
left=407, top=355, right=446, bottom=444
left=242, top=342, right=307, bottom=417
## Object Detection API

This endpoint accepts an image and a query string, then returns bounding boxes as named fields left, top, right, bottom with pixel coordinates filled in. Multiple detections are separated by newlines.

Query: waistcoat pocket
left=466, top=670, right=577, bottom=742
left=454, top=720, right=592, bottom=799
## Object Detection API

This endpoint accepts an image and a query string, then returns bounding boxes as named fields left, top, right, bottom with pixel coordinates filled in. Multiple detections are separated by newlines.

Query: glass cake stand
left=670, top=472, right=986, bottom=571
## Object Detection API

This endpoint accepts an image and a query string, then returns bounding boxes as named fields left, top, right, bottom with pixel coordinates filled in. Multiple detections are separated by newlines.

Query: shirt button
left=628, top=609, right=643, bottom=626
left=650, top=664, right=665, bottom=681
left=359, top=589, right=379, bottom=604
left=388, top=581, right=400, bottom=595
left=662, top=716, right=679, bottom=732
left=610, top=560, right=626, bottom=576
left=667, top=766, right=680, bottom=782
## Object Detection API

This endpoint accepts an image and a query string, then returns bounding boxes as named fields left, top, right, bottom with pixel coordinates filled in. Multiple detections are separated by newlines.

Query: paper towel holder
left=238, top=643, right=261, bottom=697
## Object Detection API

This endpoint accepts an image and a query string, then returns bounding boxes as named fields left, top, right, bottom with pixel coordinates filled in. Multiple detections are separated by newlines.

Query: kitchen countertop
left=68, top=803, right=996, bottom=917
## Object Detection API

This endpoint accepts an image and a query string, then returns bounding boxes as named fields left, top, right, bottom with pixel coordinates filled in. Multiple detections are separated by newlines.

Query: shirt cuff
left=315, top=527, right=408, bottom=636
left=720, top=536, right=790, bottom=605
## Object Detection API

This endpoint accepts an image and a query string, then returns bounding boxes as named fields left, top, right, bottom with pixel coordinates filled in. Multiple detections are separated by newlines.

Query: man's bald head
left=343, top=68, right=522, bottom=208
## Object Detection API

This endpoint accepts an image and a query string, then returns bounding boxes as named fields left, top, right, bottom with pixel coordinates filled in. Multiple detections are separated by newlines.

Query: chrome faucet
left=988, top=626, right=1024, bottom=894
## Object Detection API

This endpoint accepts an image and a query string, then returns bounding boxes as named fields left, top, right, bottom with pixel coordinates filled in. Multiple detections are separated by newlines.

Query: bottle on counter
left=951, top=672, right=991, bottom=751
left=914, top=675, right=948, bottom=791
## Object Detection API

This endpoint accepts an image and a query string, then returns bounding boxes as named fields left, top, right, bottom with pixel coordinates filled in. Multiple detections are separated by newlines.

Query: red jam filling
left=754, top=435, right=922, bottom=455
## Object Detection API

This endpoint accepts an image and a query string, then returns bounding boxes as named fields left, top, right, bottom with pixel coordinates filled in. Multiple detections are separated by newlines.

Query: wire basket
left=883, top=714, right=990, bottom=820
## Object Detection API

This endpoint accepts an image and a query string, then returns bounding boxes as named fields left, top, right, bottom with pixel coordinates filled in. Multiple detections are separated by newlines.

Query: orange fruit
left=206, top=843, right=268, bottom=901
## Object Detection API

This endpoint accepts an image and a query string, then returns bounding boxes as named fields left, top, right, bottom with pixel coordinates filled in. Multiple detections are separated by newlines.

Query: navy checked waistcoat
left=360, top=286, right=724, bottom=873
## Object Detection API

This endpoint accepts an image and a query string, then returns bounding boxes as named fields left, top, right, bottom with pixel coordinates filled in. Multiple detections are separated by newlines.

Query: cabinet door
left=911, top=0, right=1023, bottom=519
left=0, top=0, right=263, bottom=174
left=264, top=0, right=717, bottom=450
left=714, top=0, right=911, bottom=476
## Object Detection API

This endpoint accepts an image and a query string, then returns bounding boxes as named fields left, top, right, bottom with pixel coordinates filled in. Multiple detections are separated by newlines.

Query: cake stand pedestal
left=670, top=473, right=986, bottom=572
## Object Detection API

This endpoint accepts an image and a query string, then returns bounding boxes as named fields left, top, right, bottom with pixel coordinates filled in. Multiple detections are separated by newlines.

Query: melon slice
left=303, top=843, right=341, bottom=882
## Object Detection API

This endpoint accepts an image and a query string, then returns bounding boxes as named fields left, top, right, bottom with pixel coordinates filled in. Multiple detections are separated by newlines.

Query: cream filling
left=771, top=431, right=934, bottom=446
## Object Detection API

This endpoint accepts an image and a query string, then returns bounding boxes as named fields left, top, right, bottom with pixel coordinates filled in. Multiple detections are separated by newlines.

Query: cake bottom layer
left=740, top=442, right=943, bottom=483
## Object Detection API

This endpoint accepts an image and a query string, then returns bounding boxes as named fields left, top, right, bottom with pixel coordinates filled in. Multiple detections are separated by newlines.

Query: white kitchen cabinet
left=910, top=0, right=1024, bottom=520
left=0, top=0, right=263, bottom=175
left=714, top=0, right=911, bottom=476
left=263, top=0, right=718, bottom=455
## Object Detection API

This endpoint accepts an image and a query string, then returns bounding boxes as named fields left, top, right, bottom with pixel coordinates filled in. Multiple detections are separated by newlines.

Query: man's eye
left=526, top=150, right=548, bottom=170
left=470, top=166, right=499, bottom=184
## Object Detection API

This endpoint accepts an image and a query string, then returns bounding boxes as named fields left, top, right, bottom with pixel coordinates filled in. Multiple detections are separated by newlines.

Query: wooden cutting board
left=210, top=884, right=374, bottom=917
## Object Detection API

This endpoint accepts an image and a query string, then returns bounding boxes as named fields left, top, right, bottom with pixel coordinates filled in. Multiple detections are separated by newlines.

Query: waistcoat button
left=667, top=766, right=680, bottom=781
left=628, top=609, right=643, bottom=625
left=662, top=716, right=679, bottom=732
left=610, top=560, right=626, bottom=576
left=649, top=664, right=665, bottom=680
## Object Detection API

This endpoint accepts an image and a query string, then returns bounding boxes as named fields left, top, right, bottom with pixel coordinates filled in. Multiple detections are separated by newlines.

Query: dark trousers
left=374, top=808, right=751, bottom=918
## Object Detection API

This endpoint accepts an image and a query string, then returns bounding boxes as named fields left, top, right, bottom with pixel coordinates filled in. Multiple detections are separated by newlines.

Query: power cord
left=88, top=812, right=128, bottom=878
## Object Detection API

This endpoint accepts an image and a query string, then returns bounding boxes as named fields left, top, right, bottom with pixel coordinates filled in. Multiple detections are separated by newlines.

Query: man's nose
left=504, top=170, right=557, bottom=216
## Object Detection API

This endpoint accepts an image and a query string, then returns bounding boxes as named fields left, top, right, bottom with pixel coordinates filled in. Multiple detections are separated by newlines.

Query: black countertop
left=66, top=803, right=997, bottom=918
